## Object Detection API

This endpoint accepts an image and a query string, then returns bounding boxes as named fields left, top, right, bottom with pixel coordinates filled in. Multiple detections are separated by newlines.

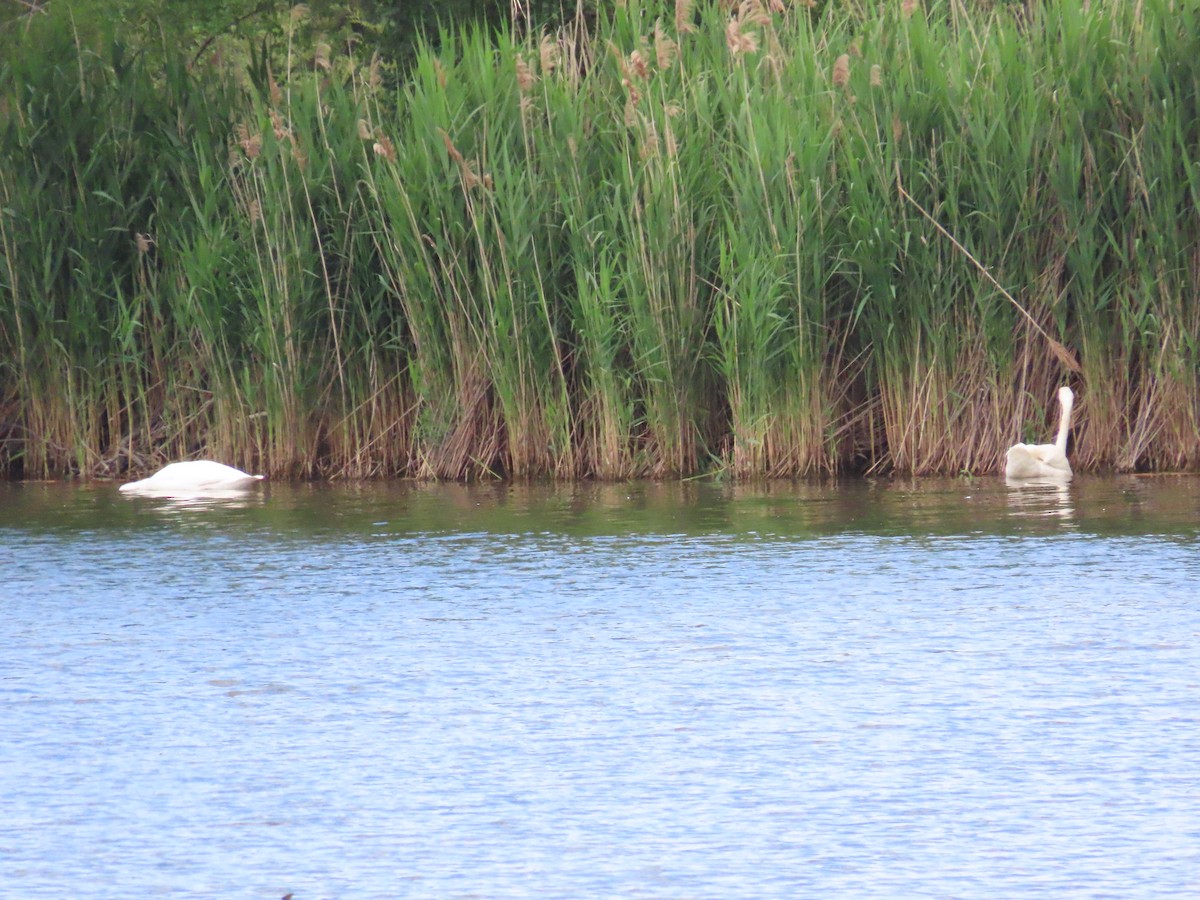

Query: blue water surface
left=1, top=477, right=1198, bottom=898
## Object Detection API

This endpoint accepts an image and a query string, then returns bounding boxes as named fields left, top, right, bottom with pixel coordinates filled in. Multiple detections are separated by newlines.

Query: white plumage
left=119, top=460, right=264, bottom=495
left=1005, top=386, right=1074, bottom=481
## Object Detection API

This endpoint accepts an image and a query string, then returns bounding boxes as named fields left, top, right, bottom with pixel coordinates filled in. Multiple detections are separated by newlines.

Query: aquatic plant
left=2, top=0, right=1198, bottom=479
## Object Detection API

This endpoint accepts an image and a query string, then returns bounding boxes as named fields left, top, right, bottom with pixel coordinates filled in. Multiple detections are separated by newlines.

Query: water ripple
left=1, top=479, right=1198, bottom=897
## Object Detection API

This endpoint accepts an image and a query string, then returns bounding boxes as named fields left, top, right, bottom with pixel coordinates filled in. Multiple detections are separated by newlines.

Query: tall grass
left=2, top=0, right=1199, bottom=479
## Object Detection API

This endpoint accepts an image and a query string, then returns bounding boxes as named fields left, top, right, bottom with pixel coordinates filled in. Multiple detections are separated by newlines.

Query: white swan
left=119, top=460, right=264, bottom=496
left=1005, top=386, right=1074, bottom=480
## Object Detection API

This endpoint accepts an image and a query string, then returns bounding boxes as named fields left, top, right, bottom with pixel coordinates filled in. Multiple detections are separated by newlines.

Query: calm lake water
left=2, top=476, right=1198, bottom=898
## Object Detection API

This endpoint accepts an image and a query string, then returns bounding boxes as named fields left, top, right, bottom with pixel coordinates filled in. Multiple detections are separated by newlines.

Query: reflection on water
left=134, top=491, right=269, bottom=515
left=157, top=494, right=266, bottom=515
left=1005, top=477, right=1075, bottom=519
left=1, top=476, right=1199, bottom=898
left=11, top=473, right=1196, bottom=539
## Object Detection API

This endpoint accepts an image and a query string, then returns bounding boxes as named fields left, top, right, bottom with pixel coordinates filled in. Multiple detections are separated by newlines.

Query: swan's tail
left=1005, top=444, right=1072, bottom=480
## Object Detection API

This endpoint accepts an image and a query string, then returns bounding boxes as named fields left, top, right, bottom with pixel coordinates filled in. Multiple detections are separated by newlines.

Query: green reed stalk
left=360, top=33, right=501, bottom=479
left=3, top=0, right=1200, bottom=479
left=709, top=7, right=846, bottom=476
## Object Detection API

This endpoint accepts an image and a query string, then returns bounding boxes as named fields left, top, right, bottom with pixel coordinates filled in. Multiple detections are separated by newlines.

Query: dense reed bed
left=2, top=0, right=1199, bottom=480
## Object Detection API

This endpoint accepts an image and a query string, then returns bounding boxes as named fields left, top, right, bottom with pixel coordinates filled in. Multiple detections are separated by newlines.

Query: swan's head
left=1058, top=385, right=1074, bottom=407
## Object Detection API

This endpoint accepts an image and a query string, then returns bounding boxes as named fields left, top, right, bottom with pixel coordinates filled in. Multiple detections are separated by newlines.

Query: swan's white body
left=1005, top=386, right=1074, bottom=481
left=119, top=460, right=264, bottom=495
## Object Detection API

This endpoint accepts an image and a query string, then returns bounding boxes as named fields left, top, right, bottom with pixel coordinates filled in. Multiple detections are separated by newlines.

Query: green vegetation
left=2, top=0, right=1199, bottom=480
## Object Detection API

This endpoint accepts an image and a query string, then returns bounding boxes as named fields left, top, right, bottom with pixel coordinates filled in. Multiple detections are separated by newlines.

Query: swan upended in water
left=119, top=460, right=264, bottom=496
left=1005, top=386, right=1074, bottom=481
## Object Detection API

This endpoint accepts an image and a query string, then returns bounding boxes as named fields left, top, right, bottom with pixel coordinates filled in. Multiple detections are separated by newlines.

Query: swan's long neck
left=1055, top=389, right=1074, bottom=454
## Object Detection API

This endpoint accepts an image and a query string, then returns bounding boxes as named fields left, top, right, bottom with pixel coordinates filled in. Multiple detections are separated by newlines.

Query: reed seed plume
left=676, top=0, right=697, bottom=34
left=740, top=1, right=773, bottom=28
left=314, top=41, right=331, bottom=72
left=832, top=53, right=850, bottom=89
left=726, top=19, right=758, bottom=56
left=515, top=54, right=535, bottom=92
left=372, top=136, right=396, bottom=162
left=654, top=21, right=678, bottom=69
left=628, top=49, right=650, bottom=80
left=439, top=129, right=464, bottom=164
left=539, top=34, right=560, bottom=76
left=235, top=122, right=262, bottom=158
